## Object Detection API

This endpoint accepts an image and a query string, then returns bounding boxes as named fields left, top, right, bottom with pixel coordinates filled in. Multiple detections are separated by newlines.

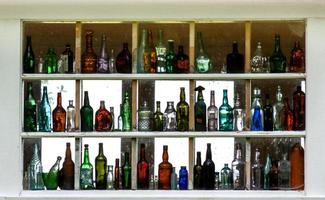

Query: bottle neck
left=180, top=88, right=186, bottom=102
left=197, top=91, right=204, bottom=102
left=148, top=31, right=154, bottom=47
left=65, top=143, right=72, bottom=161
left=156, top=101, right=161, bottom=112
left=84, top=146, right=90, bottom=164
left=98, top=144, right=104, bottom=156
left=178, top=46, right=184, bottom=54
left=162, top=146, right=169, bottom=162
left=232, top=42, right=239, bottom=53
left=197, top=32, right=204, bottom=53
left=123, top=43, right=128, bottom=51
left=196, top=152, right=201, bottom=165
left=222, top=90, right=228, bottom=105
left=27, top=83, right=33, bottom=98
left=140, top=145, right=146, bottom=161
left=86, top=33, right=93, bottom=52
left=234, top=96, right=241, bottom=108
left=255, top=149, right=261, bottom=162
left=158, top=30, right=164, bottom=45
left=115, top=159, right=119, bottom=168
left=84, top=92, right=90, bottom=106
left=100, top=35, right=107, bottom=57
left=33, top=144, right=40, bottom=160
left=57, top=93, right=62, bottom=107
left=42, top=87, right=49, bottom=103
left=100, top=101, right=105, bottom=109
left=274, top=35, right=281, bottom=52
left=124, top=152, right=130, bottom=165
left=26, top=37, right=32, bottom=51
left=276, top=88, right=283, bottom=102
left=68, top=100, right=73, bottom=107
left=141, top=30, right=148, bottom=46
left=168, top=41, right=174, bottom=52
left=210, top=91, right=215, bottom=106
left=206, top=144, right=212, bottom=160
left=236, top=148, right=242, bottom=160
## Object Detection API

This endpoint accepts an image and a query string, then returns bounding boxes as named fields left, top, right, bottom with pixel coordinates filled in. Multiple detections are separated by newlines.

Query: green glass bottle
left=195, top=32, right=211, bottom=73
left=156, top=30, right=167, bottom=73
left=44, top=48, right=58, bottom=74
left=80, top=144, right=94, bottom=190
left=153, top=101, right=164, bottom=131
left=166, top=40, right=176, bottom=73
left=270, top=34, right=286, bottom=73
left=38, top=86, right=51, bottom=132
left=195, top=86, right=206, bottom=131
left=122, top=152, right=132, bottom=189
left=122, top=92, right=132, bottom=131
left=23, top=36, right=35, bottom=73
left=24, top=82, right=37, bottom=132
left=176, top=87, right=189, bottom=131
left=219, top=89, right=233, bottom=131
left=95, top=143, right=107, bottom=189
left=137, top=29, right=148, bottom=73
left=80, top=91, right=93, bottom=132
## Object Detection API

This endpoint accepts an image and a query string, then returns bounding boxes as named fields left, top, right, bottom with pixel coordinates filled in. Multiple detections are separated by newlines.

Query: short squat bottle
left=220, top=163, right=232, bottom=190
left=227, top=41, right=244, bottom=73
left=116, top=43, right=132, bottom=73
left=176, top=45, right=189, bottom=73
left=95, top=101, right=112, bottom=131
left=44, top=48, right=58, bottom=74
left=179, top=166, right=188, bottom=190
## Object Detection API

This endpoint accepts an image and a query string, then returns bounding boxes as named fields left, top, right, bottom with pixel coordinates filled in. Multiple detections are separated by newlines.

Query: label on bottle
left=80, top=168, right=93, bottom=189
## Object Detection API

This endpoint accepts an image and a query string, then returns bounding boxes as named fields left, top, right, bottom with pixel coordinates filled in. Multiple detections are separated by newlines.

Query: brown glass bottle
left=158, top=145, right=172, bottom=190
left=289, top=41, right=305, bottom=73
left=293, top=86, right=305, bottom=130
left=282, top=97, right=294, bottom=131
left=95, top=101, right=112, bottom=131
left=59, top=142, right=75, bottom=190
left=81, top=31, right=97, bottom=73
left=116, top=43, right=132, bottom=73
left=52, top=92, right=66, bottom=132
left=148, top=30, right=157, bottom=73
left=176, top=45, right=189, bottom=73
left=137, top=144, right=149, bottom=189
left=290, top=143, right=304, bottom=190
left=114, top=158, right=120, bottom=190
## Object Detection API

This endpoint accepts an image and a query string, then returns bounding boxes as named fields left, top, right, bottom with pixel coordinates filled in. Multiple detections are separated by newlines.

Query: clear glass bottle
left=107, top=165, right=114, bottom=189
left=108, top=49, right=117, bottom=73
left=170, top=167, right=178, bottom=190
left=278, top=153, right=291, bottom=189
left=156, top=29, right=167, bottom=73
left=227, top=41, right=244, bottom=73
left=273, top=86, right=284, bottom=130
left=66, top=100, right=76, bottom=132
left=194, top=86, right=206, bottom=131
left=97, top=34, right=109, bottom=73
left=270, top=34, right=286, bottom=73
left=219, top=89, right=233, bottom=131
left=195, top=32, right=211, bottom=73
left=164, top=101, right=177, bottom=131
left=207, top=90, right=218, bottom=131
left=233, top=93, right=245, bottom=131
left=251, top=87, right=264, bottom=131
left=166, top=40, right=176, bottom=73
left=38, top=86, right=51, bottom=132
left=251, top=42, right=265, bottom=73
left=118, top=104, right=123, bottom=131
left=138, top=101, right=153, bottom=131
left=251, top=148, right=264, bottom=190
left=263, top=153, right=272, bottom=190
left=220, top=163, right=232, bottom=190
left=28, top=143, right=44, bottom=190
left=176, top=87, right=189, bottom=131
left=231, top=143, right=245, bottom=190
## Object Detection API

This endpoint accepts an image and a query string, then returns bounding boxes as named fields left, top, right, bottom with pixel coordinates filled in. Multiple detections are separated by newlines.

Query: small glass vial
left=215, top=172, right=220, bottom=190
left=107, top=165, right=114, bottom=189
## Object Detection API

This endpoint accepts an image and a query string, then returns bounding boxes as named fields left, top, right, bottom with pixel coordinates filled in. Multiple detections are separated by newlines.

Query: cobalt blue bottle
left=179, top=166, right=188, bottom=190
left=251, top=87, right=264, bottom=131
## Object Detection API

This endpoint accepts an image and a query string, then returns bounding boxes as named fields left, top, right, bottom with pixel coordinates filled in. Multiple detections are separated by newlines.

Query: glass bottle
left=121, top=152, right=131, bottom=189
left=290, top=143, right=304, bottom=190
left=227, top=41, right=244, bottom=73
left=193, top=151, right=203, bottom=189
left=60, top=142, right=74, bottom=190
left=293, top=86, right=305, bottom=130
left=219, top=89, right=233, bottom=131
left=164, top=102, right=177, bottom=131
left=251, top=87, right=264, bottom=131
left=270, top=160, right=279, bottom=190
left=251, top=148, right=264, bottom=190
left=231, top=143, right=245, bottom=190
left=202, top=143, right=215, bottom=190
left=263, top=94, right=273, bottom=131
left=28, top=143, right=44, bottom=190
left=137, top=144, right=149, bottom=189
left=23, top=36, right=35, bottom=73
left=220, top=163, right=232, bottom=190
left=118, top=104, right=123, bottom=131
left=153, top=101, right=164, bottom=131
left=43, top=156, right=61, bottom=190
left=114, top=158, right=120, bottom=190
left=116, top=43, right=132, bottom=73
left=66, top=100, right=76, bottom=132
left=110, top=107, right=115, bottom=131
left=170, top=167, right=178, bottom=190
left=95, top=143, right=107, bottom=189
left=95, top=101, right=112, bottom=131
left=143, top=35, right=152, bottom=74
left=80, top=144, right=94, bottom=190
left=215, top=172, right=220, bottom=190
left=52, top=92, right=66, bottom=132
left=273, top=86, right=284, bottom=130
left=278, top=153, right=291, bottom=189
left=270, top=34, right=286, bottom=73
left=176, top=45, right=189, bottom=73
left=281, top=97, right=294, bottom=131
left=122, top=92, right=132, bottom=131
left=195, top=86, right=206, bottom=131
left=44, top=48, right=58, bottom=74
left=207, top=90, right=218, bottom=131
left=97, top=34, right=109, bottom=73
left=37, top=55, right=44, bottom=73
left=148, top=30, right=157, bottom=73
left=158, top=145, right=173, bottom=190
left=80, top=91, right=93, bottom=132
left=107, top=165, right=114, bottom=189
left=233, top=93, right=245, bottom=131
left=38, top=86, right=51, bottom=132
left=24, top=82, right=37, bottom=132
left=176, top=87, right=189, bottom=131
left=166, top=40, right=176, bottom=73
left=156, top=29, right=167, bottom=73
left=179, top=166, right=188, bottom=190
left=108, top=49, right=117, bottom=73
left=82, top=30, right=97, bottom=73
left=289, top=41, right=305, bottom=73
left=251, top=42, right=264, bottom=73
left=195, top=32, right=211, bottom=73
left=263, top=153, right=272, bottom=190
left=138, top=101, right=153, bottom=131
left=61, top=44, right=74, bottom=73
left=137, top=29, right=148, bottom=73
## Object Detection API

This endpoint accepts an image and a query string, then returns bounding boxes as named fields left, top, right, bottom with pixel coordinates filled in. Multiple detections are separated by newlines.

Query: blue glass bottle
left=219, top=89, right=233, bottom=131
left=38, top=86, right=52, bottom=132
left=251, top=87, right=264, bottom=131
left=179, top=166, right=188, bottom=190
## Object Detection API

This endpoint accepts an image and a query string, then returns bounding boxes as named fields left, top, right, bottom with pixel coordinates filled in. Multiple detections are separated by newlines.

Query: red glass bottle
left=81, top=30, right=97, bottom=73
left=158, top=145, right=172, bottom=190
left=289, top=41, right=305, bottom=73
left=95, top=101, right=112, bottom=131
left=114, top=158, right=120, bottom=190
left=176, top=45, right=189, bottom=73
left=116, top=43, right=132, bottom=73
left=290, top=143, right=304, bottom=190
left=282, top=97, right=294, bottom=130
left=293, top=86, right=305, bottom=130
left=137, top=143, right=149, bottom=189
left=52, top=92, right=66, bottom=132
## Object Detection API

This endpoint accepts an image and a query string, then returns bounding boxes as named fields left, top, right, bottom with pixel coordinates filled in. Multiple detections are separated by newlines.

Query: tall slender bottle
left=28, top=143, right=44, bottom=190
left=118, top=104, right=123, bottom=131
left=108, top=49, right=117, bottom=73
left=176, top=45, right=189, bottom=73
left=114, top=158, right=120, bottom=190
left=24, top=82, right=37, bottom=132
left=263, top=153, right=272, bottom=190
left=137, top=144, right=149, bottom=189
left=290, top=143, right=304, bottom=190
left=110, top=107, right=115, bottom=131
left=95, top=101, right=112, bottom=131
left=66, top=100, right=76, bottom=132
left=251, top=148, right=263, bottom=190
left=143, top=34, right=152, bottom=73
left=227, top=41, right=244, bottom=73
left=251, top=42, right=265, bottom=73
left=148, top=30, right=157, bottom=73
left=231, top=143, right=245, bottom=190
left=166, top=40, right=176, bottom=73
left=23, top=36, right=35, bottom=73
left=269, top=160, right=279, bottom=190
left=202, top=143, right=215, bottom=190
left=82, top=31, right=97, bottom=73
left=176, top=87, right=189, bottom=131
left=95, top=143, right=107, bottom=189
left=233, top=93, right=245, bottom=131
left=278, top=153, right=291, bottom=189
left=195, top=32, right=211, bottom=73
left=158, top=145, right=173, bottom=189
left=137, top=29, right=148, bottom=73
left=156, top=30, right=167, bottom=73
left=270, top=34, right=286, bottom=73
left=164, top=102, right=177, bottom=131
left=195, top=86, right=206, bottom=131
left=80, top=91, right=93, bottom=132
left=38, top=86, right=51, bottom=132
left=62, top=44, right=74, bottom=73
left=122, top=152, right=131, bottom=189
left=116, top=43, right=132, bottom=73
left=289, top=41, right=305, bottom=73
left=281, top=97, right=294, bottom=131
left=80, top=144, right=94, bottom=189
left=53, top=92, right=66, bottom=132
left=97, top=34, right=109, bottom=73
left=251, top=87, right=264, bottom=131
left=60, top=143, right=74, bottom=190
left=122, top=92, right=132, bottom=131
left=293, top=86, right=305, bottom=130
left=193, top=151, right=203, bottom=189
left=44, top=48, right=58, bottom=74
left=273, top=86, right=284, bottom=130
left=263, top=94, right=273, bottom=131
left=219, top=89, right=233, bottom=131
left=207, top=90, right=218, bottom=131
left=153, top=101, right=164, bottom=131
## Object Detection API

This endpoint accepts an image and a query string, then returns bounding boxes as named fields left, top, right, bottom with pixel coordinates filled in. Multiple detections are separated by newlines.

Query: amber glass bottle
left=137, top=144, right=149, bottom=189
left=293, top=86, right=305, bottom=130
left=52, top=92, right=66, bottom=132
left=95, top=101, right=112, bottom=131
left=81, top=31, right=97, bottom=73
left=290, top=143, right=304, bottom=190
left=158, top=145, right=172, bottom=190
left=282, top=97, right=294, bottom=131
left=60, top=143, right=75, bottom=190
left=289, top=41, right=305, bottom=73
